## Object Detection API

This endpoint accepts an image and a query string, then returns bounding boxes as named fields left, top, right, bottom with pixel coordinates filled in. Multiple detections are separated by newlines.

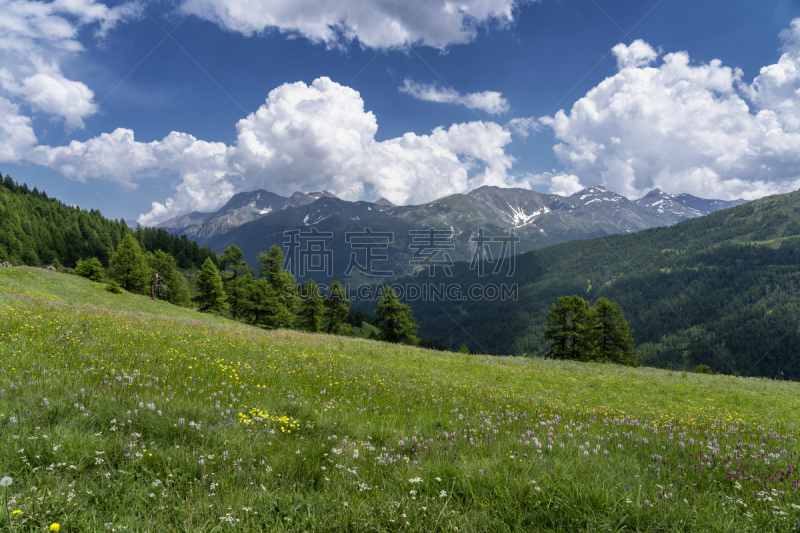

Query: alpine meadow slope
left=1, top=267, right=800, bottom=531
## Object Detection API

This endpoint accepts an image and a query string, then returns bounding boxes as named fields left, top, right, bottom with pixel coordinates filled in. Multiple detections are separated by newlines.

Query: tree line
left=0, top=173, right=217, bottom=269
left=544, top=295, right=637, bottom=366
left=193, top=244, right=420, bottom=343
left=74, top=234, right=421, bottom=345
left=1, top=172, right=425, bottom=347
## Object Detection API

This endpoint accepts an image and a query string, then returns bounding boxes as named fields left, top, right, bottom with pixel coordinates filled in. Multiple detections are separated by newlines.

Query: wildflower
left=12, top=510, right=22, bottom=515
left=439, top=490, right=447, bottom=498
left=50, top=524, right=61, bottom=531
left=0, top=477, right=11, bottom=487
left=409, top=477, right=423, bottom=484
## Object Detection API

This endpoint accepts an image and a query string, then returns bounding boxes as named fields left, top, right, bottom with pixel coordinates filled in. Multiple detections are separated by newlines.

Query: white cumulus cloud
left=541, top=21, right=800, bottom=200
left=29, top=77, right=523, bottom=225
left=2, top=61, right=98, bottom=129
left=179, top=0, right=525, bottom=49
left=0, top=0, right=141, bottom=133
left=400, top=79, right=510, bottom=114
left=0, top=96, right=37, bottom=162
left=747, top=18, right=800, bottom=133
left=29, top=128, right=230, bottom=187
left=505, top=116, right=540, bottom=138
left=527, top=170, right=584, bottom=196
left=611, top=39, right=658, bottom=69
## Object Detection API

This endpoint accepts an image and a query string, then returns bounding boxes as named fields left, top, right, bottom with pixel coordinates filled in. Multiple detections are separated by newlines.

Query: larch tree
left=543, top=295, right=593, bottom=360
left=375, top=286, right=418, bottom=345
left=196, top=257, right=227, bottom=313
left=297, top=279, right=325, bottom=332
left=109, top=234, right=150, bottom=294
left=324, top=280, right=351, bottom=335
left=590, top=297, right=638, bottom=366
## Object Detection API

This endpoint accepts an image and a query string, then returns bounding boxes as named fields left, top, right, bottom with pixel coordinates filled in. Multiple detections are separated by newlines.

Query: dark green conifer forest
left=0, top=172, right=218, bottom=269
left=406, top=190, right=800, bottom=379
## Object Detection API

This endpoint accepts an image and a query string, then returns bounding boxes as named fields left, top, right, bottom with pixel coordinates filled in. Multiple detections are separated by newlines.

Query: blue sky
left=2, top=0, right=800, bottom=224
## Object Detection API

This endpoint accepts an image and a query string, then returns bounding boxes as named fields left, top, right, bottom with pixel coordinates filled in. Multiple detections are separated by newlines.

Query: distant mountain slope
left=159, top=189, right=343, bottom=239
left=634, top=188, right=745, bottom=221
left=400, top=189, right=800, bottom=379
left=158, top=189, right=291, bottom=239
left=160, top=185, right=743, bottom=280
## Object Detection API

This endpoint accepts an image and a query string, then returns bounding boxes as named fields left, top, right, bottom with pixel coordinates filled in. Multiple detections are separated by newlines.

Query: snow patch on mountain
left=508, top=206, right=550, bottom=227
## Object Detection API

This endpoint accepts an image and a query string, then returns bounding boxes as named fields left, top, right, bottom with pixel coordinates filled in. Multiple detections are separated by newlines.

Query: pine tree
left=375, top=286, right=418, bottom=345
left=109, top=234, right=151, bottom=294
left=543, top=295, right=593, bottom=360
left=250, top=277, right=294, bottom=329
left=226, top=272, right=255, bottom=320
left=324, top=280, right=351, bottom=334
left=590, top=297, right=638, bottom=366
left=220, top=244, right=251, bottom=280
left=297, top=279, right=324, bottom=332
left=196, top=257, right=226, bottom=313
left=258, top=245, right=297, bottom=319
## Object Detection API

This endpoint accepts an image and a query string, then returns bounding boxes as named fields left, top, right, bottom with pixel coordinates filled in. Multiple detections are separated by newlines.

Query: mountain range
left=401, top=188, right=800, bottom=379
left=158, top=186, right=744, bottom=280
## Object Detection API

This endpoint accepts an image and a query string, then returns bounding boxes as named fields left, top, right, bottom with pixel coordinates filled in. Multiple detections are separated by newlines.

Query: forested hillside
left=404, top=190, right=800, bottom=379
left=0, top=173, right=217, bottom=268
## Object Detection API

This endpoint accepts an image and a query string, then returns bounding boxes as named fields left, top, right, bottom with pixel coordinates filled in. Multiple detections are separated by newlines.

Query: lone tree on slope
left=375, top=286, right=418, bottom=345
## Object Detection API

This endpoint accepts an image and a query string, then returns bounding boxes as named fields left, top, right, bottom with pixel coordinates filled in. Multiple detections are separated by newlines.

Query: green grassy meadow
left=1, top=267, right=799, bottom=531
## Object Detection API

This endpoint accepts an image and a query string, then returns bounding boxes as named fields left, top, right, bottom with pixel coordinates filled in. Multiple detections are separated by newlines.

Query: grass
left=1, top=267, right=799, bottom=531
left=350, top=322, right=381, bottom=339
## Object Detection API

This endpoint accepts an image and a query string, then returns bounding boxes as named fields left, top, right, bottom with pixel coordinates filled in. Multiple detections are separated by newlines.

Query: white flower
left=439, top=490, right=447, bottom=498
left=0, top=477, right=12, bottom=487
left=409, top=477, right=423, bottom=484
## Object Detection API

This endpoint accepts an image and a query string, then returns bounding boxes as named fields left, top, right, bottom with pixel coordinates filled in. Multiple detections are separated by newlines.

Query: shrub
left=106, top=280, right=123, bottom=294
left=693, top=364, right=713, bottom=374
left=74, top=257, right=104, bottom=282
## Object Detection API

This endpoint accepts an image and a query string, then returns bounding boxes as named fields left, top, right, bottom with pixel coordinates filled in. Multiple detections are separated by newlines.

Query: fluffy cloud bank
left=0, top=96, right=37, bottom=161
left=400, top=79, right=509, bottom=114
left=16, top=9, right=800, bottom=225
left=179, top=0, right=525, bottom=49
left=0, top=0, right=141, bottom=137
left=28, top=77, right=520, bottom=225
left=541, top=32, right=800, bottom=200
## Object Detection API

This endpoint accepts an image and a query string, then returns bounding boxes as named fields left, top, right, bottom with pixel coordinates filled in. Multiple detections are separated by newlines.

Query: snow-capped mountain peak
left=570, top=185, right=627, bottom=205
left=634, top=189, right=745, bottom=221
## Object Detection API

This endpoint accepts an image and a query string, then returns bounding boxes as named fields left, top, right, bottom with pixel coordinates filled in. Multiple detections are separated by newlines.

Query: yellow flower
left=50, top=524, right=61, bottom=531
left=12, top=510, right=22, bottom=515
